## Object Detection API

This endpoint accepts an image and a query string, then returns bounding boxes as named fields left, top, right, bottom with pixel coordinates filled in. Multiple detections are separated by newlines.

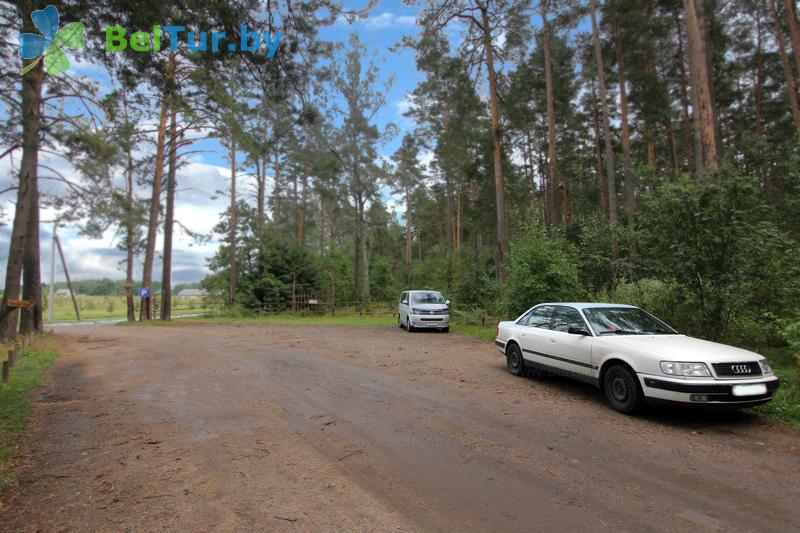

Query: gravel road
left=1, top=323, right=798, bottom=532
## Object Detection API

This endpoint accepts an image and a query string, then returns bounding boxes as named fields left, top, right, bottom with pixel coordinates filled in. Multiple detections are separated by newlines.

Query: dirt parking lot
left=1, top=322, right=799, bottom=532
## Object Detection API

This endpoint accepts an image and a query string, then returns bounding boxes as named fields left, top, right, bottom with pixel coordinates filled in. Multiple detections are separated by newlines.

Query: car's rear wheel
left=506, top=343, right=526, bottom=376
left=603, top=365, right=645, bottom=414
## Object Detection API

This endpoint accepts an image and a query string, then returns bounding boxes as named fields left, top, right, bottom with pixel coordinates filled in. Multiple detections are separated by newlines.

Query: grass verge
left=0, top=337, right=59, bottom=491
left=173, top=311, right=500, bottom=338
left=755, top=349, right=800, bottom=429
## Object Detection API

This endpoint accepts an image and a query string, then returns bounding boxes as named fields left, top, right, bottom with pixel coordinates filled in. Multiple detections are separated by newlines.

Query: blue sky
left=0, top=0, right=429, bottom=288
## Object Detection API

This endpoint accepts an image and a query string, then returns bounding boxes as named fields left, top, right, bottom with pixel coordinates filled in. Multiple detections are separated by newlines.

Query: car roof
left=408, top=289, right=442, bottom=293
left=537, top=302, right=638, bottom=310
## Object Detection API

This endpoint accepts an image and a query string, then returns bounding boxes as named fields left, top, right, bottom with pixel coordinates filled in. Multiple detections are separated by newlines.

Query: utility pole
left=54, top=232, right=80, bottom=321
left=48, top=221, right=56, bottom=322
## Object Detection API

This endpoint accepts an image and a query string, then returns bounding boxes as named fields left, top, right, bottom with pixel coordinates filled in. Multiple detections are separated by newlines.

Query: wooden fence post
left=8, top=348, right=15, bottom=368
left=2, top=360, right=8, bottom=383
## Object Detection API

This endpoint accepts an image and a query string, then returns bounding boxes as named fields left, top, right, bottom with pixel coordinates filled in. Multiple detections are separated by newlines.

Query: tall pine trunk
left=353, top=193, right=362, bottom=309
left=273, top=148, right=282, bottom=234
left=770, top=0, right=800, bottom=143
left=257, top=158, right=266, bottom=241
left=160, top=103, right=178, bottom=321
left=782, top=0, right=800, bottom=89
left=541, top=1, right=561, bottom=226
left=590, top=80, right=607, bottom=215
left=405, top=186, right=413, bottom=269
left=20, top=116, right=43, bottom=335
left=1, top=55, right=44, bottom=340
left=683, top=0, right=720, bottom=175
left=590, top=0, right=619, bottom=278
left=675, top=11, right=694, bottom=172
left=298, top=164, right=308, bottom=246
left=140, top=57, right=174, bottom=320
left=754, top=11, right=765, bottom=139
left=361, top=208, right=370, bottom=307
left=613, top=21, right=634, bottom=226
left=228, top=139, right=237, bottom=306
left=590, top=0, right=617, bottom=227
left=125, top=141, right=136, bottom=322
left=480, top=5, right=509, bottom=280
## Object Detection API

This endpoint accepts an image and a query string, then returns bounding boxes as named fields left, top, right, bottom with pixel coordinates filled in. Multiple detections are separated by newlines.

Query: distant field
left=45, top=295, right=212, bottom=322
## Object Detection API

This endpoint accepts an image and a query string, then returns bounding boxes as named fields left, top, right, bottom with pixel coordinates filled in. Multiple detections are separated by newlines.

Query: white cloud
left=395, top=93, right=414, bottom=115
left=367, top=12, right=417, bottom=29
left=336, top=11, right=418, bottom=30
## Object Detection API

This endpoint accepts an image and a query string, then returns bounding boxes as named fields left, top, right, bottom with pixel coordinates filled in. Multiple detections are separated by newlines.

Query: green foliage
left=636, top=168, right=800, bottom=346
left=204, top=205, right=323, bottom=310
left=602, top=279, right=681, bottom=327
left=506, top=225, right=584, bottom=316
left=782, top=319, right=800, bottom=357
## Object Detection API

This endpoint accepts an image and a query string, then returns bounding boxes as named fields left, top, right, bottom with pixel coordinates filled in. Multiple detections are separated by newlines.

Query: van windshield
left=411, top=292, right=445, bottom=304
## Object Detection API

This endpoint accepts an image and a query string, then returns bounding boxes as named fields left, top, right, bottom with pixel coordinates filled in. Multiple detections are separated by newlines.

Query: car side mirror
left=445, top=299, right=451, bottom=306
left=568, top=326, right=591, bottom=336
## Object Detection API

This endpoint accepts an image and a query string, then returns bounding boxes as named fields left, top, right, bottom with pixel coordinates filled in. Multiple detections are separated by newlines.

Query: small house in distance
left=177, top=288, right=208, bottom=298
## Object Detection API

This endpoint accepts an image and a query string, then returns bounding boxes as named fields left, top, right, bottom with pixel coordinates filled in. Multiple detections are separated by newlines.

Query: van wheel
left=398, top=315, right=404, bottom=328
left=406, top=317, right=415, bottom=332
left=440, top=327, right=449, bottom=333
left=505, top=343, right=526, bottom=376
left=603, top=365, right=645, bottom=414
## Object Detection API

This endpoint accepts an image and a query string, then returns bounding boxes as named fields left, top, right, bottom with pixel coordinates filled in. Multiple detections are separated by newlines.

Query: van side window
left=400, top=292, right=409, bottom=304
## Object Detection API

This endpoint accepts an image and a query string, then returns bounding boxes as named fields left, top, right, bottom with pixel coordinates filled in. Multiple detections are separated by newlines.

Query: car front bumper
left=409, top=314, right=450, bottom=328
left=638, top=373, right=780, bottom=407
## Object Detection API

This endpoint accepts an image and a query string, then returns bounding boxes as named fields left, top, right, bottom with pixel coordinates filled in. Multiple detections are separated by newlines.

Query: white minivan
left=398, top=290, right=450, bottom=333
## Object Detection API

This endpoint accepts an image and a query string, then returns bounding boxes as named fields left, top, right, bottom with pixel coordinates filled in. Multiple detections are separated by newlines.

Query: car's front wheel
left=603, top=364, right=645, bottom=414
left=506, top=343, right=526, bottom=376
left=406, top=315, right=415, bottom=332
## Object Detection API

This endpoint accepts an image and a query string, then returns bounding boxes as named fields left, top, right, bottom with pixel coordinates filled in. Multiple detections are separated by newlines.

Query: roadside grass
left=181, top=312, right=397, bottom=327
left=177, top=311, right=501, bottom=338
left=755, top=349, right=800, bottom=429
left=451, top=322, right=497, bottom=340
left=0, top=336, right=59, bottom=491
left=45, top=295, right=211, bottom=323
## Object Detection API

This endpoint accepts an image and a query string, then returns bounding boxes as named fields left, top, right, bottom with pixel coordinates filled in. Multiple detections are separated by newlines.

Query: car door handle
left=549, top=338, right=556, bottom=343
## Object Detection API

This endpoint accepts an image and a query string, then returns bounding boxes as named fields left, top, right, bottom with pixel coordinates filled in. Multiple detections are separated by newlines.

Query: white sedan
left=494, top=303, right=780, bottom=414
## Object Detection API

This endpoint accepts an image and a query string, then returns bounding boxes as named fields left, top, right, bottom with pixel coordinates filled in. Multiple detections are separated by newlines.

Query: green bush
left=781, top=319, right=800, bottom=383
left=602, top=278, right=682, bottom=327
left=506, top=225, right=584, bottom=316
left=636, top=168, right=800, bottom=345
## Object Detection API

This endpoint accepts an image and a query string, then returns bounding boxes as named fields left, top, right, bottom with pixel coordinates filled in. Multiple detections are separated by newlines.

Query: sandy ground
left=1, top=322, right=799, bottom=532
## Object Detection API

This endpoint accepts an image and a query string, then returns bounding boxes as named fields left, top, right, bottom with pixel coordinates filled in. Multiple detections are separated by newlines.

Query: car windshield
left=411, top=292, right=445, bottom=304
left=583, top=307, right=677, bottom=335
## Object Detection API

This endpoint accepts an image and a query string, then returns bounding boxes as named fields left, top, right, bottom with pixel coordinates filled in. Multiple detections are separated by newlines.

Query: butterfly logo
left=18, top=5, right=85, bottom=76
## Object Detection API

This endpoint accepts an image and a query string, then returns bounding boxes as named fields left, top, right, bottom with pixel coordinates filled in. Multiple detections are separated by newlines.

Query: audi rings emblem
left=731, top=364, right=752, bottom=374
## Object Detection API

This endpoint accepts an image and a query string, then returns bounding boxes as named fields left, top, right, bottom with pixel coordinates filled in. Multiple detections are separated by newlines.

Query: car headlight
left=758, top=359, right=773, bottom=374
left=411, top=308, right=422, bottom=314
left=660, top=361, right=711, bottom=377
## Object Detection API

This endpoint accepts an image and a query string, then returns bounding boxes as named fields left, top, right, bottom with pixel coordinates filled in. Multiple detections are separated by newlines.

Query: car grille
left=712, top=362, right=762, bottom=377
left=415, top=309, right=448, bottom=315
